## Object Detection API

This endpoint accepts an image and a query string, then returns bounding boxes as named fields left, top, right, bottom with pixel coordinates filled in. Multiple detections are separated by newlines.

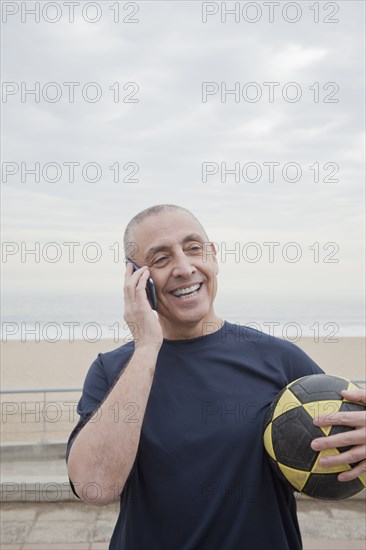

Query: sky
left=1, top=0, right=365, bottom=335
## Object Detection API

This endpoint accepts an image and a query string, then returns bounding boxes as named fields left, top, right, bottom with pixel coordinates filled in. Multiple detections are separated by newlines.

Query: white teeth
left=172, top=284, right=200, bottom=296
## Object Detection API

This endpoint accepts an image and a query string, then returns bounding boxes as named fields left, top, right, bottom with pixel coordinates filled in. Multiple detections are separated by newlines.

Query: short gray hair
left=123, top=204, right=208, bottom=259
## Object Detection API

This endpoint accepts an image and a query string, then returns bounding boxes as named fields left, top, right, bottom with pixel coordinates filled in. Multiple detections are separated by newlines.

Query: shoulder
left=98, top=339, right=135, bottom=369
left=79, top=340, right=135, bottom=410
left=88, top=340, right=135, bottom=386
left=224, top=321, right=324, bottom=382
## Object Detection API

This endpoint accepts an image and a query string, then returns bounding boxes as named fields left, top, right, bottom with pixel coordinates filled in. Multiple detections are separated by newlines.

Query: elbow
left=69, top=474, right=123, bottom=506
left=67, top=446, right=127, bottom=505
left=79, top=486, right=120, bottom=506
left=67, top=464, right=125, bottom=506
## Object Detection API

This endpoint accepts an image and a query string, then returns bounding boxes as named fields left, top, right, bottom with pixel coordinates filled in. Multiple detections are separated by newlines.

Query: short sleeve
left=286, top=342, right=324, bottom=383
left=249, top=329, right=325, bottom=392
left=280, top=339, right=325, bottom=383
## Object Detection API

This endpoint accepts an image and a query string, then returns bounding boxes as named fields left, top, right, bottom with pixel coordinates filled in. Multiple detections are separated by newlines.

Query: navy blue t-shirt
left=67, top=322, right=323, bottom=550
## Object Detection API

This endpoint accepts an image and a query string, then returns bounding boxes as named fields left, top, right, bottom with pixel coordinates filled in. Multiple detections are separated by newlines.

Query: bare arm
left=67, top=264, right=163, bottom=505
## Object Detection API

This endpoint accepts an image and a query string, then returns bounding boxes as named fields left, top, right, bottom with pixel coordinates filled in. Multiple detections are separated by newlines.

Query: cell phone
left=126, top=258, right=158, bottom=311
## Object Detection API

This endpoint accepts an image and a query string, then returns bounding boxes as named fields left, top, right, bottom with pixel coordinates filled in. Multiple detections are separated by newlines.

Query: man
left=67, top=204, right=366, bottom=550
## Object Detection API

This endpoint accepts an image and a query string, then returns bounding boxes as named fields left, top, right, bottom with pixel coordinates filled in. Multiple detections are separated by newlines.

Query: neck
left=160, top=314, right=224, bottom=340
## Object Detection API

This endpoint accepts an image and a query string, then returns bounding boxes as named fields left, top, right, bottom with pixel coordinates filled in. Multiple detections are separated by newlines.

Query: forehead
left=133, top=210, right=206, bottom=255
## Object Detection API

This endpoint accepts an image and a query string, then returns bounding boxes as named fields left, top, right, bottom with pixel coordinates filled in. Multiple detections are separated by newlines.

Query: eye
left=186, top=244, right=202, bottom=253
left=153, top=256, right=168, bottom=266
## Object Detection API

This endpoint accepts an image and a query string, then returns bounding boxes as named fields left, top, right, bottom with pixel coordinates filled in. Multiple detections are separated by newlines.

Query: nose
left=171, top=250, right=196, bottom=279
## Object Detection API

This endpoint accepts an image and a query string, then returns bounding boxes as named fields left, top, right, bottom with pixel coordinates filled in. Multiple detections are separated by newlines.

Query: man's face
left=132, top=210, right=220, bottom=338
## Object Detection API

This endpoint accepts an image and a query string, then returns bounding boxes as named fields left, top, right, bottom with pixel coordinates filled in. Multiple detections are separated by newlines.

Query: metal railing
left=0, top=387, right=82, bottom=444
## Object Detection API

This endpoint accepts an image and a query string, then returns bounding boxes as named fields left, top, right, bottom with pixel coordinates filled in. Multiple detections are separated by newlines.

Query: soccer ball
left=263, top=374, right=366, bottom=500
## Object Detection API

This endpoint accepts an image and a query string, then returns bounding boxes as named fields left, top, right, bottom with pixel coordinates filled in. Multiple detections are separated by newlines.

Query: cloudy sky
left=2, top=1, right=365, bottom=334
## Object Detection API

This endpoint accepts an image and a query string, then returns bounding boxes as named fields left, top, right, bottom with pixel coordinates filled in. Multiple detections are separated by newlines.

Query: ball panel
left=302, top=472, right=364, bottom=500
left=263, top=423, right=275, bottom=460
left=359, top=473, right=366, bottom=488
left=339, top=401, right=365, bottom=413
left=267, top=456, right=294, bottom=489
left=289, top=374, right=348, bottom=404
left=277, top=462, right=310, bottom=492
left=302, top=400, right=342, bottom=436
left=320, top=425, right=332, bottom=437
left=311, top=448, right=351, bottom=474
left=264, top=387, right=286, bottom=429
left=272, top=407, right=321, bottom=471
left=273, top=388, right=302, bottom=421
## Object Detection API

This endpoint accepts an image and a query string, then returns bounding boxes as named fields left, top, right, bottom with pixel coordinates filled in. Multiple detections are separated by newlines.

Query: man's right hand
left=124, top=262, right=163, bottom=352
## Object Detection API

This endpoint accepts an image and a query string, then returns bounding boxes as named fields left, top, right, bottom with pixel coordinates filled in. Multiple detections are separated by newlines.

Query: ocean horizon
left=2, top=292, right=365, bottom=340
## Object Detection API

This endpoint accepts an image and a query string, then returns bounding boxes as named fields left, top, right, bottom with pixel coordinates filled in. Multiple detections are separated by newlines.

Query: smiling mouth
left=170, top=283, right=202, bottom=299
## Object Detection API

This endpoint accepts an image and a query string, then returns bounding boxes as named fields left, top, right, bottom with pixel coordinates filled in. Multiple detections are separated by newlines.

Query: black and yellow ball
left=263, top=374, right=366, bottom=500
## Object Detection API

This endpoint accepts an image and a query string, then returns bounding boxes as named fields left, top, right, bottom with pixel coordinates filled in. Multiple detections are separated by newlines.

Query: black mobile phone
left=126, top=259, right=158, bottom=311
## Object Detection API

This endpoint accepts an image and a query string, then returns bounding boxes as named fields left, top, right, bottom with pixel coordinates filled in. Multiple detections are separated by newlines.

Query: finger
left=314, top=410, right=366, bottom=428
left=134, top=269, right=153, bottom=305
left=337, top=459, right=366, bottom=482
left=124, top=266, right=148, bottom=300
left=317, top=445, right=366, bottom=467
left=124, top=261, right=134, bottom=282
left=341, top=389, right=366, bottom=405
left=135, top=268, right=150, bottom=289
left=311, top=428, right=365, bottom=451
